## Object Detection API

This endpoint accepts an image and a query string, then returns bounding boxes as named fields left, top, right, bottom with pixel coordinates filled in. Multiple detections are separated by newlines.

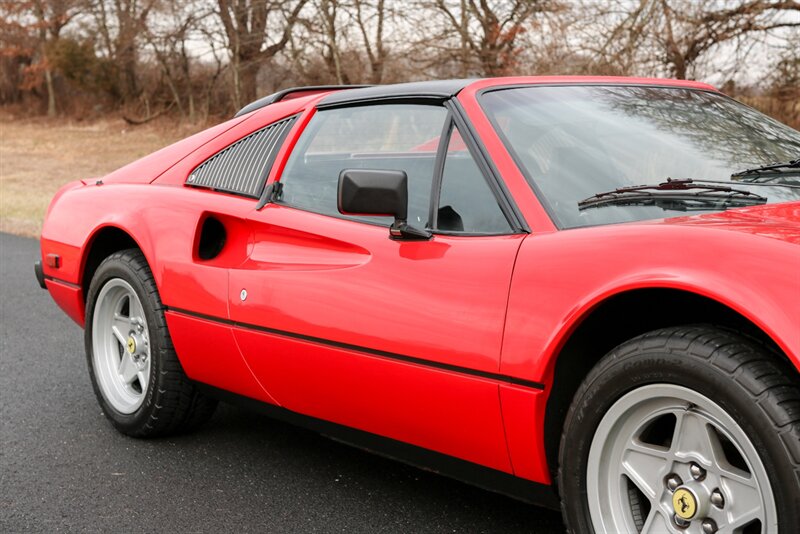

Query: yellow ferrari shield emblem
left=672, top=488, right=697, bottom=520
left=126, top=337, right=136, bottom=354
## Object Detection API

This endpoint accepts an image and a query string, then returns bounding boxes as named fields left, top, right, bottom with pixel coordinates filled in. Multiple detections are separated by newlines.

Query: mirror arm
left=256, top=181, right=283, bottom=210
left=390, top=219, right=432, bottom=241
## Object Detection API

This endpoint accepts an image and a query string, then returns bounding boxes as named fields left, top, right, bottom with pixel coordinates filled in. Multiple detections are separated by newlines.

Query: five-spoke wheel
left=85, top=249, right=216, bottom=437
left=91, top=278, right=151, bottom=414
left=559, top=326, right=800, bottom=534
left=588, top=384, right=775, bottom=533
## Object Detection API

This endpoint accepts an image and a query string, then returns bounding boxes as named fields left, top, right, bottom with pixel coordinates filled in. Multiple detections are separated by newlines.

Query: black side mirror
left=338, top=169, right=431, bottom=240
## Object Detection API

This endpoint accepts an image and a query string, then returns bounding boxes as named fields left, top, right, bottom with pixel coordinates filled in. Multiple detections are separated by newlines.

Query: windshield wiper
left=578, top=178, right=767, bottom=211
left=732, top=158, right=800, bottom=177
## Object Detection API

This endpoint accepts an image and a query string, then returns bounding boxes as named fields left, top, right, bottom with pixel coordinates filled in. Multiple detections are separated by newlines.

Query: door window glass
left=279, top=104, right=448, bottom=227
left=435, top=128, right=512, bottom=233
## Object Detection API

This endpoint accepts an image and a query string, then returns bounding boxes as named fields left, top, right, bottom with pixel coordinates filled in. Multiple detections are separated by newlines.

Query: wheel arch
left=542, top=286, right=794, bottom=480
left=81, top=225, right=146, bottom=302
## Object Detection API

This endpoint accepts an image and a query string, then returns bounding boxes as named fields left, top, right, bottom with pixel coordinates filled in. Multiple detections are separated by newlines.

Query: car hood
left=652, top=201, right=800, bottom=245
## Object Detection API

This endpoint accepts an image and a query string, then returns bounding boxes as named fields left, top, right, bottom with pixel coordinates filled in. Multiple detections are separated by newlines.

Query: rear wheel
left=85, top=249, right=217, bottom=437
left=559, top=325, right=800, bottom=533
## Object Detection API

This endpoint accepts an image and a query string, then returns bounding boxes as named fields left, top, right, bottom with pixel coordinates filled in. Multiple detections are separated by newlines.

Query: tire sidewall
left=84, top=256, right=161, bottom=432
left=560, top=346, right=799, bottom=533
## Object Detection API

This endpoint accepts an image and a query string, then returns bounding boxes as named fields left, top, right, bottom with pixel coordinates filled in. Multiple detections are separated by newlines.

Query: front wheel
left=85, top=249, right=217, bottom=437
left=559, top=325, right=800, bottom=534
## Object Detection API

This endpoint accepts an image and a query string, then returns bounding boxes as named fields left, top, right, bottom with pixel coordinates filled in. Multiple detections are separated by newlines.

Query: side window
left=435, top=127, right=512, bottom=234
left=279, top=104, right=448, bottom=226
left=187, top=116, right=296, bottom=198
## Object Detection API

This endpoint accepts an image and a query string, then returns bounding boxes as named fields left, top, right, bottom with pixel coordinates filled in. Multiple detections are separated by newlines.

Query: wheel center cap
left=672, top=487, right=698, bottom=520
left=126, top=337, right=136, bottom=354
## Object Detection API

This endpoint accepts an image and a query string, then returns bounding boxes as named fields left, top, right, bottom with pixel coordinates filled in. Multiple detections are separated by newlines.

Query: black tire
left=84, top=249, right=217, bottom=437
left=559, top=325, right=800, bottom=533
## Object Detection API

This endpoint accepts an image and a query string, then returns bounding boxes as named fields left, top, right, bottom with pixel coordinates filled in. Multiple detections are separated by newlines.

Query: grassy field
left=0, top=114, right=203, bottom=237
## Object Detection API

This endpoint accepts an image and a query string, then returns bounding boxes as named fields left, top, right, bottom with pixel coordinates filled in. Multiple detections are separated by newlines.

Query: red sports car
left=37, top=77, right=800, bottom=533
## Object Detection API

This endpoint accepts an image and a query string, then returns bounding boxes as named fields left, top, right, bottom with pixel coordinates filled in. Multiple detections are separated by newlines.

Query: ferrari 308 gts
left=37, top=77, right=800, bottom=533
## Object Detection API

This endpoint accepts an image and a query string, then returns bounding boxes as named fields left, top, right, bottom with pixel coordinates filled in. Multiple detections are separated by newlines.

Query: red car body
left=38, top=76, right=800, bottom=505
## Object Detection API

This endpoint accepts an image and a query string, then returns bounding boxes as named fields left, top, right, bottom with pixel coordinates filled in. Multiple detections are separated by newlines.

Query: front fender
left=497, top=222, right=799, bottom=484
left=502, top=224, right=800, bottom=381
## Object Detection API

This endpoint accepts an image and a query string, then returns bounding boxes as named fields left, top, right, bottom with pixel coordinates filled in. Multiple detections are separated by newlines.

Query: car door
left=229, top=102, right=526, bottom=472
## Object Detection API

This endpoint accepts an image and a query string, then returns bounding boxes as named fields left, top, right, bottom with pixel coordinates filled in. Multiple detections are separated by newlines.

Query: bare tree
left=216, top=0, right=309, bottom=109
left=0, top=2, right=38, bottom=104
left=35, top=0, right=82, bottom=114
left=145, top=0, right=218, bottom=121
left=317, top=0, right=347, bottom=84
left=588, top=0, right=800, bottom=80
left=353, top=0, right=389, bottom=83
left=90, top=0, right=157, bottom=102
left=418, top=0, right=557, bottom=77
left=2, top=0, right=799, bottom=128
left=0, top=0, right=82, bottom=114
left=293, top=0, right=392, bottom=85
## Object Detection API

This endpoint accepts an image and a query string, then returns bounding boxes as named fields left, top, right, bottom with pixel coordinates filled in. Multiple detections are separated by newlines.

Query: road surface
left=0, top=232, right=564, bottom=533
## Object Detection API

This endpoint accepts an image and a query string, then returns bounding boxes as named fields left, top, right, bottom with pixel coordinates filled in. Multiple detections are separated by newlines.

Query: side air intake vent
left=186, top=115, right=296, bottom=198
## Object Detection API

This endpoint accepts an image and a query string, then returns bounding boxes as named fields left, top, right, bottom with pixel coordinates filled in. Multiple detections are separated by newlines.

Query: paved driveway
left=1, top=232, right=564, bottom=533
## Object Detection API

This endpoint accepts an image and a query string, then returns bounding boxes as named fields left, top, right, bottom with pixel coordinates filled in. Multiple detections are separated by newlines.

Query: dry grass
left=0, top=113, right=204, bottom=237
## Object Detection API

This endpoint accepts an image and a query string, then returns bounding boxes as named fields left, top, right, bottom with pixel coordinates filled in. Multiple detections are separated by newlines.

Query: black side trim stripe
left=166, top=306, right=545, bottom=391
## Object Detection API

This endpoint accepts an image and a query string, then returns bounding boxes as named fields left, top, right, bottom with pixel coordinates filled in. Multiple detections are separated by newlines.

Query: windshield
left=480, top=85, right=800, bottom=228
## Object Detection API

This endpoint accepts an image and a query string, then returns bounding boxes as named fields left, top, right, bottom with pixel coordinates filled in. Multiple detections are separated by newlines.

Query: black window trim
left=476, top=82, right=731, bottom=230
left=444, top=98, right=529, bottom=234
left=428, top=114, right=521, bottom=235
left=428, top=115, right=453, bottom=230
left=274, top=99, right=529, bottom=237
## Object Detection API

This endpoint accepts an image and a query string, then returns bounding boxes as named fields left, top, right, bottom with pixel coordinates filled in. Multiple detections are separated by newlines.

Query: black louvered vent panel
left=186, top=116, right=296, bottom=198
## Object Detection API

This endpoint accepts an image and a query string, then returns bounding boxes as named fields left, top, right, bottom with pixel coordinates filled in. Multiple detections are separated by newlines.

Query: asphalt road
left=0, top=232, right=565, bottom=533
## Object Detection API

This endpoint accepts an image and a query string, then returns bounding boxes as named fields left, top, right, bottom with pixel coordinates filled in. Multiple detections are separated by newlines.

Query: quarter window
left=186, top=116, right=296, bottom=198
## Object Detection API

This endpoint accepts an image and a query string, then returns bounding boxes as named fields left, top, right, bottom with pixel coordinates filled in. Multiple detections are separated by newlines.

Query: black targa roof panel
left=234, top=85, right=372, bottom=117
left=317, top=79, right=476, bottom=108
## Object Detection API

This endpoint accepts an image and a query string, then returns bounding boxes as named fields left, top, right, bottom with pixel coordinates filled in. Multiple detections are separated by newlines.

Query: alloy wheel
left=91, top=278, right=151, bottom=414
left=587, top=383, right=776, bottom=533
